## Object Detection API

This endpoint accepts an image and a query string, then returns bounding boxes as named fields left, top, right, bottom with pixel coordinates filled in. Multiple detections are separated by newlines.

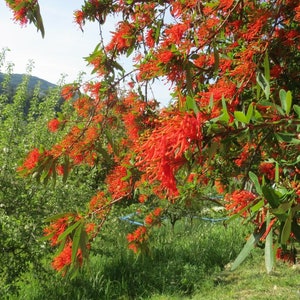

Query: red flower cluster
left=225, top=190, right=257, bottom=217
left=136, top=112, right=203, bottom=197
left=6, top=0, right=36, bottom=25
left=18, top=148, right=40, bottom=171
left=106, top=165, right=132, bottom=200
left=276, top=247, right=297, bottom=265
left=106, top=22, right=135, bottom=52
left=52, top=242, right=83, bottom=274
left=126, top=226, right=148, bottom=253
left=43, top=216, right=73, bottom=246
left=145, top=207, right=163, bottom=225
left=259, top=162, right=275, bottom=181
left=48, top=119, right=60, bottom=132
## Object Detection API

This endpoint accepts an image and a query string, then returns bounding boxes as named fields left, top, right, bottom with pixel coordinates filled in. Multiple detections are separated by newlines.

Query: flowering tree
left=6, top=0, right=300, bottom=275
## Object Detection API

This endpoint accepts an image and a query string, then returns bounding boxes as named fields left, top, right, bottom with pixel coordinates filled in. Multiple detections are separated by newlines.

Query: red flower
left=61, top=85, right=75, bottom=101
left=106, top=165, right=132, bottom=200
left=43, top=217, right=70, bottom=246
left=21, top=148, right=41, bottom=170
left=225, top=190, right=256, bottom=217
left=157, top=50, right=174, bottom=64
left=48, top=119, right=60, bottom=132
left=74, top=10, right=85, bottom=29
left=52, top=241, right=83, bottom=274
left=146, top=29, right=155, bottom=48
left=106, top=22, right=135, bottom=52
left=136, top=112, right=203, bottom=197
left=259, top=162, right=275, bottom=181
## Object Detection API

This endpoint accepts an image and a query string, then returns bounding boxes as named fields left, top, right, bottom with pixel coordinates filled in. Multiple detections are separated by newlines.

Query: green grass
left=193, top=252, right=300, bottom=300
left=4, top=217, right=300, bottom=299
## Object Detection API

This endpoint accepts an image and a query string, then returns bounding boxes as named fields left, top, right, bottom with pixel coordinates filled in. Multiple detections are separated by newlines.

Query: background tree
left=0, top=51, right=103, bottom=294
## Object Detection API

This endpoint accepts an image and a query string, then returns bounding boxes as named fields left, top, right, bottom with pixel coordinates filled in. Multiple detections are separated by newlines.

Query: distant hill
left=0, top=73, right=62, bottom=116
left=0, top=73, right=56, bottom=92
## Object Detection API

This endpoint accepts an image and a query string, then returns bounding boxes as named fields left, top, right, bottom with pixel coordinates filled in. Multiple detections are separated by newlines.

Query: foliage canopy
left=5, top=0, right=300, bottom=275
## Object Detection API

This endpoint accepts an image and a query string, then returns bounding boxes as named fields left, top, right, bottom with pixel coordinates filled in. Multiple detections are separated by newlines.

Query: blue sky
left=0, top=0, right=171, bottom=104
left=0, top=1, right=105, bottom=84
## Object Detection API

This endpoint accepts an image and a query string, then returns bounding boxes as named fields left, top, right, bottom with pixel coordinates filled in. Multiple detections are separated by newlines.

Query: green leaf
left=213, top=42, right=219, bottom=73
left=208, top=141, right=218, bottom=163
left=250, top=199, right=264, bottom=213
left=220, top=97, right=230, bottom=124
left=293, top=104, right=300, bottom=117
left=281, top=210, right=292, bottom=244
left=231, top=232, right=262, bottom=271
left=51, top=162, right=57, bottom=187
left=31, top=3, right=45, bottom=38
left=72, top=222, right=84, bottom=264
left=270, top=202, right=291, bottom=221
left=292, top=217, right=300, bottom=242
left=262, top=185, right=280, bottom=208
left=105, top=130, right=119, bottom=155
left=256, top=72, right=270, bottom=100
left=57, top=220, right=82, bottom=243
left=234, top=111, right=248, bottom=124
left=279, top=89, right=287, bottom=114
left=275, top=162, right=279, bottom=183
left=265, top=211, right=274, bottom=274
left=253, top=109, right=263, bottom=121
left=249, top=171, right=262, bottom=195
left=185, top=95, right=199, bottom=114
left=63, top=155, right=70, bottom=184
left=44, top=212, right=73, bottom=223
left=264, top=52, right=270, bottom=82
left=279, top=89, right=292, bottom=115
left=275, top=133, right=300, bottom=145
left=246, top=103, right=253, bottom=123
left=154, top=20, right=162, bottom=44
left=79, top=230, right=89, bottom=260
left=285, top=91, right=292, bottom=115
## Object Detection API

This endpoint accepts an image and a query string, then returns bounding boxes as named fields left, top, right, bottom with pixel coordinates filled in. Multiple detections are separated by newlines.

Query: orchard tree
left=6, top=0, right=300, bottom=275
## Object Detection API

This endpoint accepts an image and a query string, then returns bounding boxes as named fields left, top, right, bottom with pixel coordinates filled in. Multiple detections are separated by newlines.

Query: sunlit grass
left=6, top=216, right=300, bottom=299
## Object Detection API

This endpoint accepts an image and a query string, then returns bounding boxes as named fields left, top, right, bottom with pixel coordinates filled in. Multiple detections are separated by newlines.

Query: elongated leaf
left=186, top=95, right=199, bottom=114
left=79, top=230, right=89, bottom=260
left=72, top=222, right=84, bottom=264
left=264, top=52, right=270, bottom=82
left=275, top=133, right=300, bottom=145
left=294, top=104, right=300, bottom=117
left=208, top=141, right=218, bottom=163
left=256, top=72, right=270, bottom=100
left=220, top=97, right=230, bottom=124
left=250, top=199, right=264, bottom=213
left=51, top=162, right=57, bottom=187
left=292, top=217, right=300, bottom=242
left=285, top=91, right=292, bottom=115
left=275, top=162, right=279, bottom=183
left=249, top=171, right=262, bottom=195
left=262, top=185, right=280, bottom=208
left=44, top=212, right=73, bottom=223
left=63, top=155, right=70, bottom=184
left=281, top=210, right=292, bottom=244
left=231, top=232, right=262, bottom=271
left=57, top=220, right=82, bottom=242
left=265, top=211, right=274, bottom=274
left=246, top=103, right=253, bottom=123
left=279, top=89, right=287, bottom=114
left=213, top=42, right=219, bottom=73
left=234, top=111, right=248, bottom=124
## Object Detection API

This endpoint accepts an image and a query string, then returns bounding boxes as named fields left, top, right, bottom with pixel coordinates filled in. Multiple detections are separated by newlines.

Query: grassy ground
left=195, top=256, right=300, bottom=300
left=5, top=216, right=300, bottom=299
left=150, top=255, right=300, bottom=300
